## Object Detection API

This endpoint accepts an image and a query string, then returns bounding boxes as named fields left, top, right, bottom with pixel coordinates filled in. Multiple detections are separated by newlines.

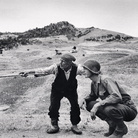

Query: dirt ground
left=0, top=39, right=138, bottom=138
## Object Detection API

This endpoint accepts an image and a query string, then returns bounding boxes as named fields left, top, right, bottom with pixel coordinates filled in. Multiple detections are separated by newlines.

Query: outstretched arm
left=19, top=64, right=57, bottom=77
left=19, top=71, right=35, bottom=77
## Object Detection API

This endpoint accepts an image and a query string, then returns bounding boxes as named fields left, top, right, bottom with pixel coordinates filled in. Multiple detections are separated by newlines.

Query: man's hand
left=90, top=102, right=101, bottom=120
left=79, top=99, right=86, bottom=110
left=90, top=111, right=96, bottom=120
left=19, top=72, right=28, bottom=77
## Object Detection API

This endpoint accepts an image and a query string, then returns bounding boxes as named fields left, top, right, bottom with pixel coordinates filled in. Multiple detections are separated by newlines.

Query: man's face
left=84, top=68, right=92, bottom=78
left=60, top=59, right=72, bottom=69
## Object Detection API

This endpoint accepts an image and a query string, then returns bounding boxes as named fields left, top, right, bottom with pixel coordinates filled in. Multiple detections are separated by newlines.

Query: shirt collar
left=97, top=75, right=101, bottom=84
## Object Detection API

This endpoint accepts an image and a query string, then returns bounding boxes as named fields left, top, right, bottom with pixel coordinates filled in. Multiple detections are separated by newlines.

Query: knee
left=86, top=101, right=98, bottom=111
left=103, top=106, right=117, bottom=116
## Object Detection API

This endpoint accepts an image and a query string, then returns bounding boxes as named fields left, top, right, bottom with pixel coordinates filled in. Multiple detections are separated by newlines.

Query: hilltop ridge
left=0, top=21, right=136, bottom=51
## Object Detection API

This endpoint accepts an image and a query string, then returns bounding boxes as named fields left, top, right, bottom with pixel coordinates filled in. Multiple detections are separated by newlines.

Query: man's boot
left=47, top=119, right=59, bottom=134
left=109, top=121, right=128, bottom=138
left=104, top=118, right=116, bottom=137
left=71, top=125, right=82, bottom=135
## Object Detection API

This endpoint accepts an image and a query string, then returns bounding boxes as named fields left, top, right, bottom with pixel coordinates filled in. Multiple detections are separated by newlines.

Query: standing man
left=20, top=53, right=84, bottom=134
left=80, top=59, right=137, bottom=138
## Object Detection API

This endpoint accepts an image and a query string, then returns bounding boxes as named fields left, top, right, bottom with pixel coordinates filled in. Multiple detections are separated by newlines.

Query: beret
left=61, top=53, right=76, bottom=61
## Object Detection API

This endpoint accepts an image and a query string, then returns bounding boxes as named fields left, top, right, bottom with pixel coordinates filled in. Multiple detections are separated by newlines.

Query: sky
left=0, top=0, right=138, bottom=37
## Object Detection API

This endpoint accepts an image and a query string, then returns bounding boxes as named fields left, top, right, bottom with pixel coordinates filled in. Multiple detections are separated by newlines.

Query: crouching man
left=80, top=59, right=137, bottom=138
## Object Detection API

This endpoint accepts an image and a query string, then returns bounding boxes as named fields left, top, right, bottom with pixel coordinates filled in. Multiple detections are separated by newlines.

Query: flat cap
left=61, top=53, right=76, bottom=61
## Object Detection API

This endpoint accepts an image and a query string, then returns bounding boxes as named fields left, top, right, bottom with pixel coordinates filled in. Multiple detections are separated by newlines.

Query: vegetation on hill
left=0, top=21, right=135, bottom=51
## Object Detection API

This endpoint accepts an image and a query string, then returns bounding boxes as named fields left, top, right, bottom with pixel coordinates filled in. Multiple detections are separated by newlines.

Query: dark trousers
left=48, top=90, right=81, bottom=125
left=86, top=101, right=137, bottom=123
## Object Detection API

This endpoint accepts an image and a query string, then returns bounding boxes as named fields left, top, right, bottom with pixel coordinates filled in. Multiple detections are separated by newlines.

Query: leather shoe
left=47, top=125, right=59, bottom=134
left=71, top=125, right=82, bottom=135
left=104, top=126, right=116, bottom=137
left=109, top=123, right=128, bottom=138
left=104, top=119, right=116, bottom=137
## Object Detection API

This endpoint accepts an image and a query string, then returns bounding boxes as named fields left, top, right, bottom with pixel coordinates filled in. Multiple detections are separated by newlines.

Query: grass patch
left=0, top=77, right=45, bottom=105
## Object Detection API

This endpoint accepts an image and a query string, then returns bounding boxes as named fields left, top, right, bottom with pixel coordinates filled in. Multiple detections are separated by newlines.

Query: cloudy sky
left=0, top=0, right=138, bottom=37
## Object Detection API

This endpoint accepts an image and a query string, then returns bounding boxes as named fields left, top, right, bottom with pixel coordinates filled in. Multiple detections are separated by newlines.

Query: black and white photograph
left=0, top=0, right=138, bottom=137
